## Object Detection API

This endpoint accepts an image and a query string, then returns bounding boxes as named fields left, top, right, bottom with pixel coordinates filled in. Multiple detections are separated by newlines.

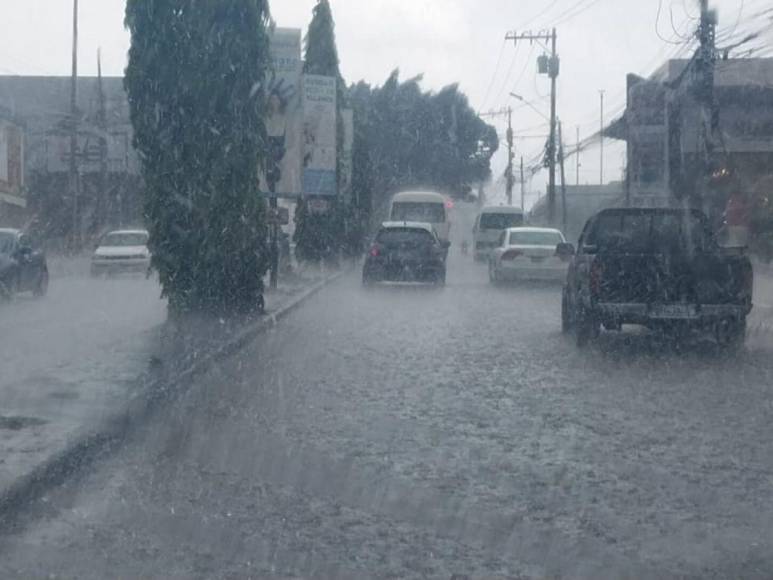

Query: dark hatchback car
left=0, top=228, right=49, bottom=299
left=363, top=222, right=449, bottom=286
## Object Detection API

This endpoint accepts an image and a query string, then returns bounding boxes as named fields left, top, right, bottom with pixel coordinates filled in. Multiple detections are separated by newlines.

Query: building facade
left=0, top=111, right=25, bottom=226
left=608, top=58, right=773, bottom=227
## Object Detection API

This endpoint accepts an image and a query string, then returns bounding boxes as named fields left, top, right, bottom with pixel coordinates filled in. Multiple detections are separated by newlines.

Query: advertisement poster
left=0, top=120, right=24, bottom=198
left=302, top=74, right=337, bottom=196
left=340, top=108, right=354, bottom=202
left=260, top=27, right=303, bottom=197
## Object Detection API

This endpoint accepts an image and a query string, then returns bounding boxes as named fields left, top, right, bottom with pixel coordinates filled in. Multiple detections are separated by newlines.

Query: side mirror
left=441, top=240, right=451, bottom=250
left=555, top=242, right=575, bottom=259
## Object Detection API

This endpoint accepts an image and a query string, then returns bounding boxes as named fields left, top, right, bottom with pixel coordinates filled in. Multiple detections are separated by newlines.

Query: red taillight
left=590, top=259, right=603, bottom=296
left=369, top=245, right=380, bottom=257
left=501, top=249, right=523, bottom=261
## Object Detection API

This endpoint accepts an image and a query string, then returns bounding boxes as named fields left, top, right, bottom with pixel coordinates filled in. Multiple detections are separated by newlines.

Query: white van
left=389, top=191, right=451, bottom=243
left=472, top=206, right=525, bottom=261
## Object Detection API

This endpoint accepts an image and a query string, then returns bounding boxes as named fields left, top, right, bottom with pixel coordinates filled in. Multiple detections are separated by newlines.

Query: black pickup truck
left=560, top=208, right=753, bottom=347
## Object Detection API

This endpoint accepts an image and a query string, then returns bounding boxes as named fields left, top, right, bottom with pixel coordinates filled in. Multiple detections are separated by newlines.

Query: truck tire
left=575, top=306, right=599, bottom=347
left=561, top=290, right=573, bottom=334
left=716, top=317, right=746, bottom=349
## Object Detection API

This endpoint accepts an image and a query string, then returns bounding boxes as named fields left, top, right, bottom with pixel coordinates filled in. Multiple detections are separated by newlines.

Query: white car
left=91, top=229, right=151, bottom=277
left=488, top=227, right=570, bottom=283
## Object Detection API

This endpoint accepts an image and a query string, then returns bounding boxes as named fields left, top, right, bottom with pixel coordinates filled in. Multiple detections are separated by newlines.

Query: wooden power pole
left=69, top=0, right=79, bottom=249
left=506, top=28, right=559, bottom=224
left=558, top=121, right=567, bottom=234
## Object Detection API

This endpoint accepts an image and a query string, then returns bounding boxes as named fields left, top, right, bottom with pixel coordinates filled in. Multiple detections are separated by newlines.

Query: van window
left=479, top=213, right=523, bottom=230
left=391, top=202, right=445, bottom=223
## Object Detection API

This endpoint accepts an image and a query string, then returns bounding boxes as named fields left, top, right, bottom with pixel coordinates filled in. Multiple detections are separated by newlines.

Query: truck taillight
left=590, top=260, right=604, bottom=296
left=369, top=245, right=380, bottom=257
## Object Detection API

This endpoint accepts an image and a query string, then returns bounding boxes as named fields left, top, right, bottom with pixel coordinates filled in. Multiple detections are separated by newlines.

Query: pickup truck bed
left=562, top=208, right=753, bottom=347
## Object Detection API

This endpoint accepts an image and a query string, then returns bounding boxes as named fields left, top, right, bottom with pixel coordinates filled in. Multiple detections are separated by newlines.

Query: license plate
left=650, top=304, right=696, bottom=319
left=530, top=257, right=546, bottom=263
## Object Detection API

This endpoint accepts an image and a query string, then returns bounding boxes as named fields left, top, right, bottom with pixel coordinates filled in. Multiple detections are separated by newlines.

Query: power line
left=552, top=0, right=606, bottom=26
left=479, top=38, right=507, bottom=111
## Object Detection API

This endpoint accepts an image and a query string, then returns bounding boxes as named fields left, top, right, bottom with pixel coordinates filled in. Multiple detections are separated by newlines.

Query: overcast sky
left=0, top=0, right=766, bottom=205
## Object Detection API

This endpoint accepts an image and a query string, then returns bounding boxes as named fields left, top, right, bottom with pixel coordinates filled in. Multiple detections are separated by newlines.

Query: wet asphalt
left=2, top=249, right=773, bottom=579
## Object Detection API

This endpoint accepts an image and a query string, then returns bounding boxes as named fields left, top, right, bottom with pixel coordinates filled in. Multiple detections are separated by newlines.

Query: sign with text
left=259, top=28, right=303, bottom=197
left=0, top=120, right=24, bottom=198
left=302, top=75, right=337, bottom=196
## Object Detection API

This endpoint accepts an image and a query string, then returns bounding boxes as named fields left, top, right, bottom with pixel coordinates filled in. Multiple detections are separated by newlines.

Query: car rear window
left=376, top=228, right=434, bottom=245
left=480, top=213, right=524, bottom=230
left=102, top=232, right=149, bottom=247
left=587, top=212, right=710, bottom=253
left=509, top=231, right=563, bottom=246
left=390, top=202, right=445, bottom=223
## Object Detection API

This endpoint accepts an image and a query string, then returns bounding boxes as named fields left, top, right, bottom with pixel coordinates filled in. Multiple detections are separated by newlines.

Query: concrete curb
left=0, top=271, right=345, bottom=525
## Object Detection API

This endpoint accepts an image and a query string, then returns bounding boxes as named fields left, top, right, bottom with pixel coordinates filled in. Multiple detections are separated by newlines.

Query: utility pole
left=506, top=107, right=514, bottom=206
left=695, top=0, right=718, bottom=207
left=505, top=28, right=559, bottom=224
left=599, top=90, right=605, bottom=185
left=576, top=126, right=580, bottom=186
left=520, top=156, right=525, bottom=211
left=69, top=0, right=79, bottom=250
left=558, top=121, right=568, bottom=234
left=97, top=49, right=108, bottom=231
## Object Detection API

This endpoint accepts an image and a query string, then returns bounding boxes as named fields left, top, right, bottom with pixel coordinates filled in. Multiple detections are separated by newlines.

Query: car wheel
left=488, top=261, right=498, bottom=284
left=716, top=317, right=746, bottom=349
left=434, top=269, right=446, bottom=287
left=0, top=279, right=11, bottom=301
left=561, top=289, right=574, bottom=334
left=362, top=273, right=374, bottom=288
left=33, top=268, right=49, bottom=298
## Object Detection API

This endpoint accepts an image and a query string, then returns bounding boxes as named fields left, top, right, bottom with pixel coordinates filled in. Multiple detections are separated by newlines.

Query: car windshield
left=1, top=1, right=771, bottom=578
left=376, top=228, right=434, bottom=245
left=509, top=230, right=563, bottom=246
left=0, top=232, right=15, bottom=254
left=480, top=213, right=523, bottom=230
left=390, top=202, right=445, bottom=223
left=101, top=232, right=148, bottom=247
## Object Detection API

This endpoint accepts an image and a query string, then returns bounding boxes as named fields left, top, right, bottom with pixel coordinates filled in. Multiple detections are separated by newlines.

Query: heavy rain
left=1, top=1, right=773, bottom=578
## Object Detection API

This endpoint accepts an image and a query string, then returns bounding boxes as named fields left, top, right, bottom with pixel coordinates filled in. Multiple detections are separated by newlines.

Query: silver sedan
left=488, top=227, right=570, bottom=283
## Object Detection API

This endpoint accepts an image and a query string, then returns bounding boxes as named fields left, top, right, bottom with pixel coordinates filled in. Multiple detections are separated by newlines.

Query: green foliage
left=295, top=0, right=347, bottom=262
left=349, top=71, right=499, bottom=226
left=124, top=0, right=272, bottom=313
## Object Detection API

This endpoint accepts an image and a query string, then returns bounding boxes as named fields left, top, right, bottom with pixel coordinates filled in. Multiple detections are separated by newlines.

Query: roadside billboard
left=260, top=27, right=303, bottom=197
left=302, top=74, right=337, bottom=196
left=0, top=119, right=24, bottom=202
left=341, top=108, right=354, bottom=202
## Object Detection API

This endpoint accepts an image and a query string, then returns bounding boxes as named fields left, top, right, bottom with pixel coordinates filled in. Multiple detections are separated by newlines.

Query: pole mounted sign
left=260, top=28, right=303, bottom=198
left=302, top=74, right=337, bottom=196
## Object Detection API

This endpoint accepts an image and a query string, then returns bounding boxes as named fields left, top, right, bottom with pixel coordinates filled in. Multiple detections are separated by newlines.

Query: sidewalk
left=0, top=264, right=339, bottom=515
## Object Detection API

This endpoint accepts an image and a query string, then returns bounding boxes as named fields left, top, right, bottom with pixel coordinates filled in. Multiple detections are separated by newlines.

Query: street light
left=510, top=93, right=550, bottom=122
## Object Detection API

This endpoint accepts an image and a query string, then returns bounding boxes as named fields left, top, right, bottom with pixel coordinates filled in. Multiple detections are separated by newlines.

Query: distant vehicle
left=488, top=227, right=568, bottom=284
left=0, top=228, right=49, bottom=299
left=91, top=229, right=151, bottom=277
left=363, top=221, right=450, bottom=286
left=561, top=208, right=753, bottom=347
left=389, top=191, right=451, bottom=244
left=473, top=206, right=525, bottom=261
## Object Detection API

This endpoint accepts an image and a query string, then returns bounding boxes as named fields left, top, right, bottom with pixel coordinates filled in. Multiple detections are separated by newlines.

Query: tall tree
left=124, top=0, right=272, bottom=314
left=348, top=71, right=499, bottom=226
left=295, top=0, right=348, bottom=263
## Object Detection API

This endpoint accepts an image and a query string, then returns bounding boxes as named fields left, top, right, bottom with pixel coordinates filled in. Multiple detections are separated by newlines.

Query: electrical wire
left=552, top=0, right=606, bottom=27
left=656, top=0, right=687, bottom=45
left=479, top=38, right=507, bottom=112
